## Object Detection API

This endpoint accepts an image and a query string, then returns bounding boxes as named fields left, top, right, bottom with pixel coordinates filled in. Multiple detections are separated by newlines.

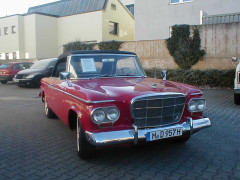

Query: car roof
left=58, top=50, right=137, bottom=59
left=0, top=62, right=32, bottom=65
left=36, top=58, right=58, bottom=62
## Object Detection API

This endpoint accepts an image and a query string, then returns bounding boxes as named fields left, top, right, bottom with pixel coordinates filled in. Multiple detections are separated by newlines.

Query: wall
left=23, top=14, right=37, bottom=59
left=135, top=0, right=240, bottom=41
left=0, top=15, right=23, bottom=59
left=121, top=23, right=240, bottom=70
left=102, top=0, right=135, bottom=42
left=35, top=14, right=58, bottom=59
left=57, top=11, right=103, bottom=55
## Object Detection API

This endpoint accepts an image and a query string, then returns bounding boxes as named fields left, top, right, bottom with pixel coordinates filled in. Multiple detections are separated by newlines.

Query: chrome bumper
left=85, top=118, right=211, bottom=146
left=234, top=88, right=240, bottom=94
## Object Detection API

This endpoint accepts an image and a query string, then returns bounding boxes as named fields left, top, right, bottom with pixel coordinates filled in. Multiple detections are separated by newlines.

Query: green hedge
left=145, top=69, right=235, bottom=88
left=98, top=40, right=123, bottom=51
left=63, top=41, right=96, bottom=53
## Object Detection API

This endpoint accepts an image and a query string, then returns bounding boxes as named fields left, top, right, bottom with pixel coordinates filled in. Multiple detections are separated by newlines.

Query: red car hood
left=70, top=77, right=201, bottom=102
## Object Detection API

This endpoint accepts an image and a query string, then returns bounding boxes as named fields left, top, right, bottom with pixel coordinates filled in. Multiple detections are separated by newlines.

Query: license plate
left=146, top=127, right=183, bottom=141
left=13, top=79, right=19, bottom=83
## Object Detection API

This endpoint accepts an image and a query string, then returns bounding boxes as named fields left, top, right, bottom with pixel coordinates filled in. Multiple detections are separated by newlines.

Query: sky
left=0, top=0, right=59, bottom=17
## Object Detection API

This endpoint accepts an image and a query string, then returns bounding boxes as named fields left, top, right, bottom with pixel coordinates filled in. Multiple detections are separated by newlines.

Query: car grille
left=15, top=74, right=27, bottom=79
left=131, top=94, right=186, bottom=128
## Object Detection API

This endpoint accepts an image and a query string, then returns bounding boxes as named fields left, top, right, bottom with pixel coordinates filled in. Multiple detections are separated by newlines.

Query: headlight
left=188, top=99, right=206, bottom=112
left=91, top=107, right=120, bottom=124
left=26, top=74, right=35, bottom=79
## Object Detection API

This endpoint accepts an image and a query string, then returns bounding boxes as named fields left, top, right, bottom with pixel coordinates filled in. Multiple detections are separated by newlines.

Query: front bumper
left=234, top=88, right=240, bottom=94
left=85, top=118, right=211, bottom=146
left=13, top=78, right=33, bottom=86
left=0, top=75, right=14, bottom=81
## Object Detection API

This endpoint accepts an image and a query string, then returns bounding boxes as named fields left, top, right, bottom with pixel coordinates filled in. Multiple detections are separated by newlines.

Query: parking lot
left=0, top=82, right=240, bottom=180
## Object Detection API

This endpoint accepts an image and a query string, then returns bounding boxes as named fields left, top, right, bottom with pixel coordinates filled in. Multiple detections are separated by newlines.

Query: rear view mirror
left=60, top=72, right=70, bottom=80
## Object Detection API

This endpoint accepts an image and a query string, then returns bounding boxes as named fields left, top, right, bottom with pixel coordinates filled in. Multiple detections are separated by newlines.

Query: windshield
left=31, top=60, right=55, bottom=69
left=0, top=64, right=11, bottom=69
left=69, top=54, right=145, bottom=79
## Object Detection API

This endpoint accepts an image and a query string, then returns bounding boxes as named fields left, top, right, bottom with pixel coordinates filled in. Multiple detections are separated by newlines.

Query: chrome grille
left=131, top=94, right=186, bottom=128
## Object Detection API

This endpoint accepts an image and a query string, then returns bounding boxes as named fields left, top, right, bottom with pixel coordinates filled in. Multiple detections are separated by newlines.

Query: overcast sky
left=0, top=0, right=59, bottom=17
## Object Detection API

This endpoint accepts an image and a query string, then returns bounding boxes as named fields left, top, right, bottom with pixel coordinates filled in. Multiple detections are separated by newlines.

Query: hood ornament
left=161, top=70, right=167, bottom=81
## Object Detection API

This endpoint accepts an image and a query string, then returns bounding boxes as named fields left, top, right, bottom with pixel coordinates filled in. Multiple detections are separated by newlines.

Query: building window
left=109, top=22, right=118, bottom=35
left=5, top=53, right=9, bottom=60
left=170, top=0, right=193, bottom=4
left=4, top=27, right=8, bottom=35
left=111, top=4, right=116, bottom=10
left=12, top=26, right=16, bottom=34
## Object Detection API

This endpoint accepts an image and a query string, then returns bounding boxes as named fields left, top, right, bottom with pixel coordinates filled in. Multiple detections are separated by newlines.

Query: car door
left=48, top=57, right=68, bottom=121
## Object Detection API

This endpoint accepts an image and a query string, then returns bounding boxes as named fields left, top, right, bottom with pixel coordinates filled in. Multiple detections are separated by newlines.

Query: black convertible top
left=58, top=50, right=136, bottom=59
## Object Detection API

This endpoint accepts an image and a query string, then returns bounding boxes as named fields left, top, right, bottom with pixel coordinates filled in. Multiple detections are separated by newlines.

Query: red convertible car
left=40, top=51, right=211, bottom=159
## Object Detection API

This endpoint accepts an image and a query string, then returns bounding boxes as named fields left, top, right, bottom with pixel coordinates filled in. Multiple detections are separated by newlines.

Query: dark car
left=13, top=58, right=57, bottom=87
left=0, top=62, right=33, bottom=84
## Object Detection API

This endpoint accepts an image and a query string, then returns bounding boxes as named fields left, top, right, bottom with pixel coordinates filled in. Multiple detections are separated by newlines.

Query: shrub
left=166, top=25, right=205, bottom=69
left=98, top=41, right=123, bottom=51
left=63, top=41, right=96, bottom=53
left=145, top=68, right=235, bottom=88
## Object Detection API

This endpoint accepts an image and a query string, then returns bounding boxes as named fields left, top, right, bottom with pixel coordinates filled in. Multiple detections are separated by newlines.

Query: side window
left=12, top=64, right=20, bottom=70
left=19, top=63, right=25, bottom=70
left=52, top=59, right=67, bottom=77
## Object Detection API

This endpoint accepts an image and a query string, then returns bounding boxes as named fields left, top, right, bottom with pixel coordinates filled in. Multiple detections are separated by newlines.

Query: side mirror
left=60, top=72, right=70, bottom=80
left=232, top=57, right=238, bottom=63
left=161, top=70, right=167, bottom=81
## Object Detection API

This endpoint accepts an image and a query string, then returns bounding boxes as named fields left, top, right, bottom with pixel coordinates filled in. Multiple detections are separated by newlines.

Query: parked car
left=232, top=57, right=240, bottom=104
left=0, top=62, right=33, bottom=84
left=40, top=51, right=211, bottom=159
left=13, top=58, right=57, bottom=87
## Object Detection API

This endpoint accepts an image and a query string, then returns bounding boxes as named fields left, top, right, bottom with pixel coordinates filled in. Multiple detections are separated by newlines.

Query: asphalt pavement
left=0, top=82, right=239, bottom=180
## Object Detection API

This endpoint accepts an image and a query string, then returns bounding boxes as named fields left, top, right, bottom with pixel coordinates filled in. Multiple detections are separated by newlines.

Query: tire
left=44, top=96, right=55, bottom=118
left=234, top=93, right=240, bottom=105
left=1, top=80, right=7, bottom=84
left=77, top=117, right=95, bottom=159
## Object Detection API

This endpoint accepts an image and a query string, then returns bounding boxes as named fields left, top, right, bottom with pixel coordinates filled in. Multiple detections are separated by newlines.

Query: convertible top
left=58, top=50, right=137, bottom=59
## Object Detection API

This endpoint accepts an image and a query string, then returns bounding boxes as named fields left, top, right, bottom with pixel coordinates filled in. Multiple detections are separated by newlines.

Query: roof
left=58, top=50, right=136, bottom=59
left=28, top=0, right=108, bottom=17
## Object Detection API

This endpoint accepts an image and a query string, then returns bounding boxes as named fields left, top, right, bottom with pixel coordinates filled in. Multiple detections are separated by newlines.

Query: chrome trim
left=234, top=88, right=240, bottom=94
left=187, top=117, right=193, bottom=135
left=191, top=92, right=203, bottom=96
left=42, top=82, right=115, bottom=104
left=130, top=93, right=186, bottom=128
left=85, top=118, right=211, bottom=146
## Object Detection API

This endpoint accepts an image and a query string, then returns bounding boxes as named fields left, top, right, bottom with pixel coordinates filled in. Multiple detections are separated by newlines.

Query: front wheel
left=234, top=93, right=240, bottom=105
left=77, top=117, right=95, bottom=159
left=1, top=80, right=7, bottom=84
left=44, top=96, right=55, bottom=118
